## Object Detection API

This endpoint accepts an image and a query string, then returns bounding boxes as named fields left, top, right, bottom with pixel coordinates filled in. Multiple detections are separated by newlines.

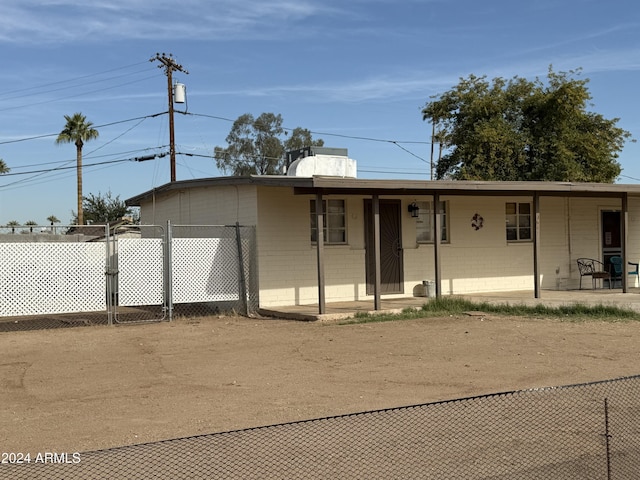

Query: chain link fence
left=168, top=225, right=258, bottom=319
left=0, top=223, right=258, bottom=330
left=3, top=374, right=639, bottom=479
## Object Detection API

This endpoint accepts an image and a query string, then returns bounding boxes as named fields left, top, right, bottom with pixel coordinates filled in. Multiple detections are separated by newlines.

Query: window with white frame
left=505, top=202, right=531, bottom=241
left=416, top=200, right=448, bottom=243
left=310, top=199, right=346, bottom=244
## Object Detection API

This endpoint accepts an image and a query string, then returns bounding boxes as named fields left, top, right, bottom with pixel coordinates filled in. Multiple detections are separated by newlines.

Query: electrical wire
left=0, top=61, right=150, bottom=99
left=1, top=67, right=155, bottom=103
left=0, top=153, right=167, bottom=179
left=0, top=113, right=165, bottom=146
left=0, top=75, right=158, bottom=113
left=0, top=108, right=433, bottom=191
left=186, top=111, right=432, bottom=146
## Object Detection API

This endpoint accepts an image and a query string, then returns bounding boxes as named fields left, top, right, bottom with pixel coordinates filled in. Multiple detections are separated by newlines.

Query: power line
left=9, top=147, right=168, bottom=170
left=1, top=109, right=430, bottom=154
left=0, top=61, right=150, bottom=99
left=185, top=111, right=431, bottom=163
left=1, top=67, right=155, bottom=103
left=0, top=74, right=158, bottom=113
left=0, top=113, right=165, bottom=146
left=0, top=153, right=167, bottom=179
left=0, top=108, right=433, bottom=189
left=186, top=111, right=431, bottom=146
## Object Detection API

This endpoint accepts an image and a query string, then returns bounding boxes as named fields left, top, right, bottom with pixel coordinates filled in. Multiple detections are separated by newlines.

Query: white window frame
left=416, top=200, right=448, bottom=244
left=505, top=202, right=532, bottom=242
left=310, top=199, right=347, bottom=244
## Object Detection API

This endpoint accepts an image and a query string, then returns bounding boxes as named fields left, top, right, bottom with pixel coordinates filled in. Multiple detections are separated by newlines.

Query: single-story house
left=126, top=149, right=640, bottom=313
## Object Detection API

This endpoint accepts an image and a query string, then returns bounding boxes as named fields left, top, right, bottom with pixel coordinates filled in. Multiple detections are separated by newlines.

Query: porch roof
left=126, top=175, right=640, bottom=206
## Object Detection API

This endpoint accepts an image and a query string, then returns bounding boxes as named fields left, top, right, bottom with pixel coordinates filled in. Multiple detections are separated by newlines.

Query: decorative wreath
left=471, top=213, right=484, bottom=231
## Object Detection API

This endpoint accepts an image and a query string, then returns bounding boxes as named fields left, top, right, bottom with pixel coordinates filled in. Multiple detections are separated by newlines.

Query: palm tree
left=55, top=113, right=99, bottom=225
left=6, top=220, right=19, bottom=234
left=25, top=220, right=38, bottom=233
left=0, top=158, right=9, bottom=174
left=47, top=215, right=61, bottom=234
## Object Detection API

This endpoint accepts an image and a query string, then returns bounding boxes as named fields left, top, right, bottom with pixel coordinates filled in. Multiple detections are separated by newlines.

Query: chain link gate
left=107, top=222, right=258, bottom=323
left=108, top=225, right=168, bottom=324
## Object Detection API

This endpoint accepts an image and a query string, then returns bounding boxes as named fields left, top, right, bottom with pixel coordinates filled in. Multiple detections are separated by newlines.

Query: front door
left=364, top=199, right=404, bottom=295
left=601, top=210, right=621, bottom=266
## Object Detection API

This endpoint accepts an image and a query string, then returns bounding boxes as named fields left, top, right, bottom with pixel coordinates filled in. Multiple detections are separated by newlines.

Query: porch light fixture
left=408, top=202, right=420, bottom=218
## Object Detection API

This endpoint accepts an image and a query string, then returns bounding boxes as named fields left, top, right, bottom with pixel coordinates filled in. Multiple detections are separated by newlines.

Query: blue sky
left=0, top=0, right=639, bottom=225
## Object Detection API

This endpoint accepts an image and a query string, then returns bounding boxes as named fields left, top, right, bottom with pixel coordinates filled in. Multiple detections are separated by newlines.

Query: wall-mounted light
left=408, top=202, right=420, bottom=218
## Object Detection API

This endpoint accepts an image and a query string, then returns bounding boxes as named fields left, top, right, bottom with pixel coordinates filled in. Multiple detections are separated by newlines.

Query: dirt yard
left=1, top=313, right=640, bottom=455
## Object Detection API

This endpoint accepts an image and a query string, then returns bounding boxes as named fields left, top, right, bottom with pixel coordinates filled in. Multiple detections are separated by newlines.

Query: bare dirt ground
left=1, top=313, right=640, bottom=455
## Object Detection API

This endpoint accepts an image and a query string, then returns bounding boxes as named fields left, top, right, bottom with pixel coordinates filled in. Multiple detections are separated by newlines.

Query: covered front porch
left=294, top=178, right=640, bottom=315
left=258, top=288, right=640, bottom=321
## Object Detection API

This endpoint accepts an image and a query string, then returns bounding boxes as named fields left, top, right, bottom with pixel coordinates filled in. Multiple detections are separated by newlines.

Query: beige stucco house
left=126, top=151, right=640, bottom=313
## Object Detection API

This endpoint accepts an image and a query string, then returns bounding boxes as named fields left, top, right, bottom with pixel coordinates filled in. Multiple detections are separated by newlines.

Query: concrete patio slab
left=258, top=288, right=640, bottom=321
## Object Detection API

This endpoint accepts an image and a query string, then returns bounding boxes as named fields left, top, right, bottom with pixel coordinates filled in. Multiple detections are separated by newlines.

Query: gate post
left=235, top=222, right=249, bottom=316
left=165, top=220, right=173, bottom=321
left=106, top=223, right=113, bottom=326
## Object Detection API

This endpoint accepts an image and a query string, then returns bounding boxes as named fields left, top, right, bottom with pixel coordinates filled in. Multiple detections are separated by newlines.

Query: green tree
left=283, top=127, right=325, bottom=152
left=71, top=191, right=133, bottom=224
left=55, top=113, right=99, bottom=225
left=0, top=158, right=9, bottom=174
left=422, top=68, right=633, bottom=182
left=214, top=113, right=323, bottom=175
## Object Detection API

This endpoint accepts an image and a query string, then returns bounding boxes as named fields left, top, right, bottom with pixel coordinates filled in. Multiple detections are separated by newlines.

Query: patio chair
left=576, top=258, right=611, bottom=289
left=608, top=256, right=640, bottom=288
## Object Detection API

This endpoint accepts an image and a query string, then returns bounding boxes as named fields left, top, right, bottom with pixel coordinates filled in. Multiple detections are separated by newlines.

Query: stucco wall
left=138, top=185, right=258, bottom=226
left=255, top=187, right=367, bottom=306
left=402, top=196, right=567, bottom=295
left=254, top=191, right=573, bottom=306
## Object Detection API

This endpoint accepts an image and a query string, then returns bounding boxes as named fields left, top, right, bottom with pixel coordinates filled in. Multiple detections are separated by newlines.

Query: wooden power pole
left=151, top=53, right=188, bottom=182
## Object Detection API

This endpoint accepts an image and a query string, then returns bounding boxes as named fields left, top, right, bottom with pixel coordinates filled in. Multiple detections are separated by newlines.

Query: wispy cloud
left=0, top=0, right=339, bottom=44
left=196, top=70, right=461, bottom=105
left=194, top=41, right=640, bottom=107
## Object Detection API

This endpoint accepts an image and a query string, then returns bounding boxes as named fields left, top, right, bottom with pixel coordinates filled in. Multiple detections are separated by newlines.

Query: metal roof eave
left=125, top=175, right=315, bottom=206
left=125, top=175, right=640, bottom=206
left=292, top=177, right=640, bottom=198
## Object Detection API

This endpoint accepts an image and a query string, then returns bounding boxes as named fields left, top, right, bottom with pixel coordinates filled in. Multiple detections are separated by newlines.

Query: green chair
left=609, top=256, right=639, bottom=288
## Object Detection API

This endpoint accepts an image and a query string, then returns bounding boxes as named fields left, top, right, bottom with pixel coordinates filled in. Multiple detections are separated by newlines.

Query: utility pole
left=151, top=53, right=188, bottom=182
left=430, top=121, right=435, bottom=180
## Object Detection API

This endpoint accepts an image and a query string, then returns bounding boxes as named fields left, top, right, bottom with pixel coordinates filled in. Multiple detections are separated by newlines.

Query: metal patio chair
left=576, top=258, right=611, bottom=289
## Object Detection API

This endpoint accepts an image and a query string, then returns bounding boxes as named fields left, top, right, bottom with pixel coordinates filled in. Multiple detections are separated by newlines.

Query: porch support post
left=373, top=194, right=382, bottom=310
left=622, top=193, right=628, bottom=293
left=533, top=192, right=541, bottom=298
left=433, top=192, right=442, bottom=297
left=315, top=193, right=326, bottom=314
